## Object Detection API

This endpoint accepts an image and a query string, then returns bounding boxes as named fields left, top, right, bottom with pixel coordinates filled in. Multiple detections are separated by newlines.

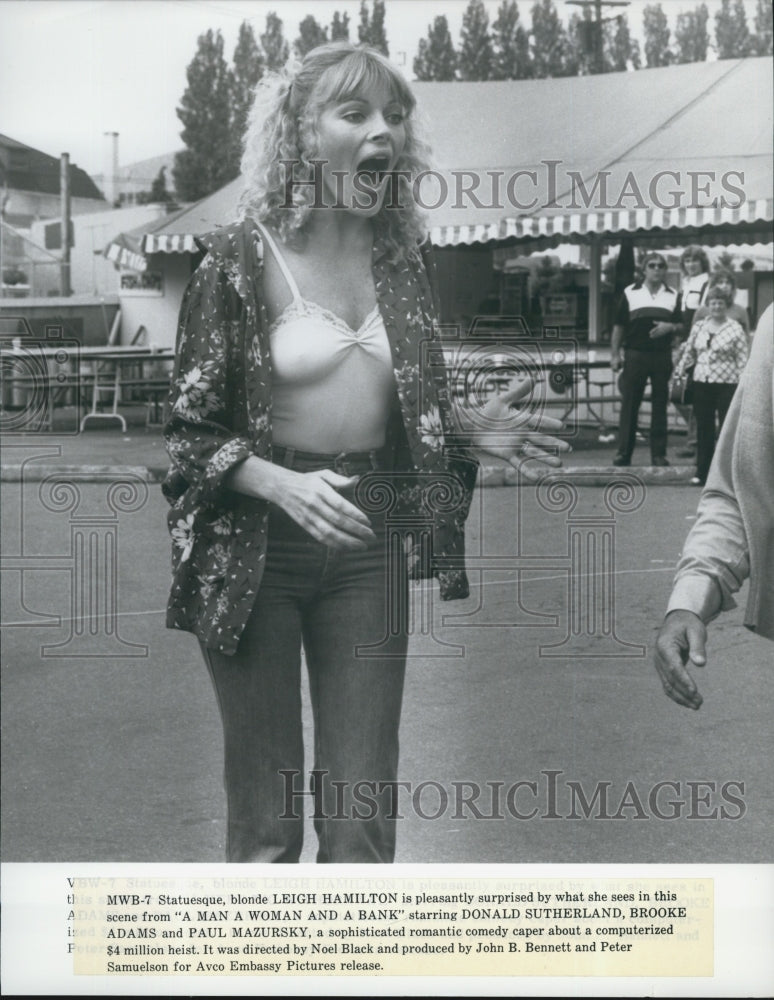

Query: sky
left=0, top=0, right=765, bottom=177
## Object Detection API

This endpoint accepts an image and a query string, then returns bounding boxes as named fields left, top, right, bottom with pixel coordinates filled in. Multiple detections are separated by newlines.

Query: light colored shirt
left=675, top=315, right=748, bottom=384
left=666, top=306, right=774, bottom=638
left=259, top=223, right=395, bottom=453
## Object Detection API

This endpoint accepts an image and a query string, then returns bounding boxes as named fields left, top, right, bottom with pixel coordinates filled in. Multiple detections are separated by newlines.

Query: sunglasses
left=646, top=262, right=667, bottom=269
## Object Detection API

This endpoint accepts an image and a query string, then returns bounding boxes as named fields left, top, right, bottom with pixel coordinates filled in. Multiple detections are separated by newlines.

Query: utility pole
left=565, top=0, right=630, bottom=74
left=60, top=153, right=72, bottom=297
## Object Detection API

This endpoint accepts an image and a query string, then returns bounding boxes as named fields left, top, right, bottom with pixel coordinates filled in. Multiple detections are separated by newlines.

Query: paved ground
left=2, top=426, right=772, bottom=865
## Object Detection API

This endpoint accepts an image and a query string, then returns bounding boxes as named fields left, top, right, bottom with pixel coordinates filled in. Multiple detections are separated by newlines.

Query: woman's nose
left=368, top=114, right=389, bottom=138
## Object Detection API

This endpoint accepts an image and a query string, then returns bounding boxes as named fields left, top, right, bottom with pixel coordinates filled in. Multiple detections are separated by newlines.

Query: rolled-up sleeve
left=666, top=383, right=749, bottom=622
left=163, top=255, right=253, bottom=503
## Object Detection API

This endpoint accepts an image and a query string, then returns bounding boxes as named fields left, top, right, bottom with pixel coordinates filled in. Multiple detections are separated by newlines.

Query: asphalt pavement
left=2, top=423, right=772, bottom=865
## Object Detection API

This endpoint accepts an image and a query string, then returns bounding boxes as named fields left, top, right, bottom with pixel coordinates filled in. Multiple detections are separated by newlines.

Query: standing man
left=610, top=252, right=683, bottom=467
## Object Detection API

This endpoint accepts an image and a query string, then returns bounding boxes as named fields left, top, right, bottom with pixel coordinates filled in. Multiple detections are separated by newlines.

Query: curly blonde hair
left=238, top=42, right=430, bottom=261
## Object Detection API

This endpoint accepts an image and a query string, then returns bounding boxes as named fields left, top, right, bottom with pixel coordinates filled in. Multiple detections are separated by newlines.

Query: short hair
left=705, top=285, right=733, bottom=306
left=679, top=245, right=710, bottom=273
left=642, top=252, right=667, bottom=269
left=707, top=268, right=737, bottom=291
left=238, top=42, right=430, bottom=261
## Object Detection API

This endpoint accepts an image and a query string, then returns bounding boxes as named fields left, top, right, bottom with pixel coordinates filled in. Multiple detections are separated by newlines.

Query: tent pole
left=588, top=236, right=602, bottom=344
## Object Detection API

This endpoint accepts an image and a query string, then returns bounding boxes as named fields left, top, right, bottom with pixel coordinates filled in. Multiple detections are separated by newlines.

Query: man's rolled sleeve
left=666, top=420, right=749, bottom=624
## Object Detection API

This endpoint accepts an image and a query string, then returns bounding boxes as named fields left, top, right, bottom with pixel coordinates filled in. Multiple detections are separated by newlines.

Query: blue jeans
left=201, top=446, right=409, bottom=863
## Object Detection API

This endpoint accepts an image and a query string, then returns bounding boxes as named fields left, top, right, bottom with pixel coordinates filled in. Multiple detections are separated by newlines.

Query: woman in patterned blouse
left=674, top=286, right=749, bottom=486
left=163, top=42, right=569, bottom=864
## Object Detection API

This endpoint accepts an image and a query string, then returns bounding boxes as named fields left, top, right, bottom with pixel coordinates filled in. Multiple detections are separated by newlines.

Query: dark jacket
left=162, top=219, right=479, bottom=654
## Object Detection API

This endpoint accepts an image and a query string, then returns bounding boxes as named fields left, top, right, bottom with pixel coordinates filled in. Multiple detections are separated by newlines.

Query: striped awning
left=105, top=238, right=147, bottom=272
left=136, top=199, right=772, bottom=256
left=141, top=232, right=199, bottom=254
left=430, top=198, right=774, bottom=249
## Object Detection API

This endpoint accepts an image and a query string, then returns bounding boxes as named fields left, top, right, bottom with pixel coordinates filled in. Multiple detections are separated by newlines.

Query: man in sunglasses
left=610, top=252, right=684, bottom=467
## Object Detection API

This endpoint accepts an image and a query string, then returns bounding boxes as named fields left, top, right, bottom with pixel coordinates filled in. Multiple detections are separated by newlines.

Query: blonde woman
left=163, top=43, right=568, bottom=863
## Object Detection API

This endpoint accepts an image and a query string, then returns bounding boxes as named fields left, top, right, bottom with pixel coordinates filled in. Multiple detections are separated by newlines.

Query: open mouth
left=355, top=155, right=391, bottom=184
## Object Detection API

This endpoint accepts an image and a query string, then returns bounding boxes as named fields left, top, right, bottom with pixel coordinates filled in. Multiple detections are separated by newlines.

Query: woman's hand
left=464, top=376, right=571, bottom=482
left=653, top=609, right=706, bottom=710
left=226, top=457, right=377, bottom=550
left=273, top=467, right=377, bottom=550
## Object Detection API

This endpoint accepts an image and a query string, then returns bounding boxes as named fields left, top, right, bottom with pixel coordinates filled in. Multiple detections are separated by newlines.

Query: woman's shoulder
left=191, top=218, right=265, bottom=302
left=195, top=217, right=263, bottom=260
left=725, top=315, right=746, bottom=334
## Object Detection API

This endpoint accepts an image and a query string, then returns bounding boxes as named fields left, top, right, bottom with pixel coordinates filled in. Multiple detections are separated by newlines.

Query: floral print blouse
left=675, top=316, right=749, bottom=384
left=162, top=219, right=479, bottom=655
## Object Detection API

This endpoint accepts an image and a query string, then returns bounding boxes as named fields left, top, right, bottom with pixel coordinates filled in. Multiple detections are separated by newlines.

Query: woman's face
left=310, top=82, right=408, bottom=217
left=712, top=276, right=734, bottom=298
left=707, top=295, right=728, bottom=319
left=683, top=256, right=703, bottom=277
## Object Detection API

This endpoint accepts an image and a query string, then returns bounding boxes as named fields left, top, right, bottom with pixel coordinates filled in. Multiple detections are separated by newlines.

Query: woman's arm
left=163, top=256, right=256, bottom=503
left=164, top=254, right=376, bottom=550
left=450, top=376, right=571, bottom=481
left=732, top=321, right=750, bottom=378
left=225, top=457, right=376, bottom=550
left=674, top=322, right=699, bottom=376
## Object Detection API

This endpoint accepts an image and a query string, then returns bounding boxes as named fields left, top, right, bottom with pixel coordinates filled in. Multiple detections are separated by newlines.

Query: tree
left=604, top=13, right=640, bottom=71
left=674, top=4, right=710, bottom=63
left=714, top=0, right=751, bottom=58
left=529, top=0, right=572, bottom=78
left=459, top=0, right=494, bottom=80
left=261, top=11, right=289, bottom=72
left=230, top=21, right=264, bottom=172
left=137, top=166, right=173, bottom=205
left=330, top=11, right=350, bottom=41
left=150, top=166, right=171, bottom=202
left=294, top=14, right=328, bottom=57
left=642, top=3, right=672, bottom=67
left=173, top=29, right=236, bottom=202
left=358, top=0, right=389, bottom=56
left=491, top=0, right=531, bottom=80
left=567, top=9, right=596, bottom=75
left=413, top=16, right=458, bottom=81
left=751, top=0, right=773, bottom=55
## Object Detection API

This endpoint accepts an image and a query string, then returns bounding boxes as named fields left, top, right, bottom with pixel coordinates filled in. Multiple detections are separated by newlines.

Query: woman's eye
left=343, top=111, right=364, bottom=122
left=386, top=112, right=404, bottom=125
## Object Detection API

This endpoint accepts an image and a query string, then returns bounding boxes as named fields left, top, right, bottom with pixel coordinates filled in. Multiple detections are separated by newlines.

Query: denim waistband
left=271, top=443, right=392, bottom=476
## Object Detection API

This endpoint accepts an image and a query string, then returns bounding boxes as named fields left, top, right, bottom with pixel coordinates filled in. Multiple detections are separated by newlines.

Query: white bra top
left=258, top=223, right=395, bottom=453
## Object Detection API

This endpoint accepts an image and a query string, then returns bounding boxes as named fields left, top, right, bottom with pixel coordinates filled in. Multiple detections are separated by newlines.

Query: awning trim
left=429, top=198, right=774, bottom=247
left=141, top=232, right=198, bottom=254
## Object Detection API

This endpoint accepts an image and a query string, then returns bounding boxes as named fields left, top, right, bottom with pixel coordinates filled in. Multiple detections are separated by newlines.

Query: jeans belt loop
left=282, top=445, right=295, bottom=469
left=334, top=452, right=348, bottom=476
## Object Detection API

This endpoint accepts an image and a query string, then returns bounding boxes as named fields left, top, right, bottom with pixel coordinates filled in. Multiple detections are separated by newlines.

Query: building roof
left=91, top=149, right=184, bottom=189
left=134, top=56, right=771, bottom=254
left=0, top=133, right=106, bottom=202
